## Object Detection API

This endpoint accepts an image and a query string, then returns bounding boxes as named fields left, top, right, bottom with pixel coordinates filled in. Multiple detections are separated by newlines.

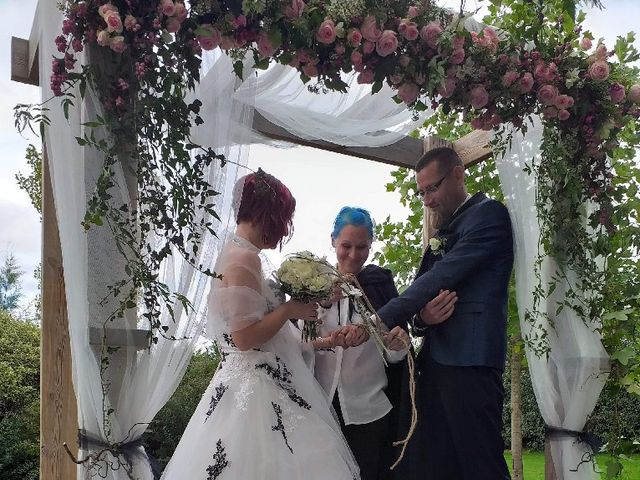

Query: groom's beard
left=429, top=209, right=444, bottom=230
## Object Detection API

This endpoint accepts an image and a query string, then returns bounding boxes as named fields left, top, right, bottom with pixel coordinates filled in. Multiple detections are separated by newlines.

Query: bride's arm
left=233, top=300, right=318, bottom=351
left=225, top=255, right=319, bottom=351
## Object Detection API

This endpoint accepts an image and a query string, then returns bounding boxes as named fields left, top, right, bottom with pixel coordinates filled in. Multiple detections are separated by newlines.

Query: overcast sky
left=2, top=0, right=638, bottom=305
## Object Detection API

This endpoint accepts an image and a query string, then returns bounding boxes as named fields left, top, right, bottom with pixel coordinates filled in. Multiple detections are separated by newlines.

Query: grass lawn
left=504, top=451, right=640, bottom=479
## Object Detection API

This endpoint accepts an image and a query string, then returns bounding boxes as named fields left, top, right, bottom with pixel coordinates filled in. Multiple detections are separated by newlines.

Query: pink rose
left=398, top=82, right=420, bottom=104
left=398, top=55, right=410, bottom=67
left=257, top=32, right=276, bottom=57
left=554, top=94, right=574, bottom=110
left=285, top=0, right=305, bottom=18
left=449, top=48, right=465, bottom=65
left=363, top=40, right=375, bottom=55
left=438, top=77, right=457, bottom=98
left=297, top=50, right=311, bottom=64
left=537, top=84, right=558, bottom=105
left=166, top=17, right=181, bottom=33
left=175, top=2, right=188, bottom=22
left=347, top=28, right=362, bottom=46
left=357, top=69, right=375, bottom=84
left=557, top=109, right=570, bottom=120
left=469, top=85, right=489, bottom=109
left=543, top=106, right=558, bottom=119
left=198, top=26, right=222, bottom=50
left=420, top=21, right=442, bottom=48
left=124, top=15, right=137, bottom=31
left=502, top=71, right=519, bottom=88
left=98, top=3, right=117, bottom=17
left=96, top=29, right=110, bottom=47
left=350, top=50, right=363, bottom=68
left=220, top=36, right=236, bottom=50
left=104, top=11, right=123, bottom=33
left=408, top=6, right=419, bottom=18
left=588, top=60, right=610, bottom=82
left=287, top=54, right=300, bottom=68
left=161, top=0, right=176, bottom=17
left=361, top=15, right=382, bottom=42
left=628, top=84, right=640, bottom=103
left=233, top=15, right=247, bottom=28
left=483, top=27, right=499, bottom=45
left=316, top=19, right=337, bottom=44
left=376, top=30, right=398, bottom=57
left=518, top=72, right=534, bottom=93
left=580, top=37, right=592, bottom=50
left=302, top=64, right=318, bottom=77
left=595, top=44, right=607, bottom=59
left=403, top=22, right=419, bottom=41
left=452, top=35, right=465, bottom=50
left=470, top=117, right=485, bottom=130
left=609, top=82, right=625, bottom=103
left=110, top=36, right=126, bottom=53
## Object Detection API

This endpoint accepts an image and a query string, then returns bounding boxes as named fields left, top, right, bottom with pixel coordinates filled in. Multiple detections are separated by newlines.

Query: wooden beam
left=252, top=111, right=424, bottom=168
left=453, top=129, right=493, bottom=167
left=11, top=37, right=39, bottom=86
left=41, top=146, right=78, bottom=480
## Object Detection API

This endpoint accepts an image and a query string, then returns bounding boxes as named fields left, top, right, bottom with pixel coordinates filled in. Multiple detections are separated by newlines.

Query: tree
left=143, top=348, right=219, bottom=471
left=15, top=144, right=42, bottom=217
left=0, top=254, right=23, bottom=312
left=0, top=310, right=40, bottom=480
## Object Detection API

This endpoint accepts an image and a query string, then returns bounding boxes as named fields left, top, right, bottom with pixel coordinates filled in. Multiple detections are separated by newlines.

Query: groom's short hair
left=415, top=147, right=463, bottom=174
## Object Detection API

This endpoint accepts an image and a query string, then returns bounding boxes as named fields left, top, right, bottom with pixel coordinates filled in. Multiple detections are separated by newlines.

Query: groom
left=378, top=147, right=513, bottom=480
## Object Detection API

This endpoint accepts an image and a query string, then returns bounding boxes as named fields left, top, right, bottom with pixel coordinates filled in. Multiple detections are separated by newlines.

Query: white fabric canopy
left=496, top=119, right=610, bottom=480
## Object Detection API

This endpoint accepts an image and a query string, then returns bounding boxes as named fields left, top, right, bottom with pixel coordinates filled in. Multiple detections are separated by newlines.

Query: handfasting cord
left=347, top=274, right=418, bottom=470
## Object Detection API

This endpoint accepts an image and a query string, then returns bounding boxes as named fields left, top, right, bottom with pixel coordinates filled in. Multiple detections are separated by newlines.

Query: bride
left=161, top=169, right=360, bottom=479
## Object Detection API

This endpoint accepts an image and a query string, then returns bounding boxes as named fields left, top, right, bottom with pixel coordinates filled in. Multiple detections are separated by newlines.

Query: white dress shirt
left=312, top=298, right=406, bottom=425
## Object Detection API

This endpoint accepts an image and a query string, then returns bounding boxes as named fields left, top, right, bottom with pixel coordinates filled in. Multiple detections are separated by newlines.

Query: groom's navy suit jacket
left=378, top=192, right=514, bottom=370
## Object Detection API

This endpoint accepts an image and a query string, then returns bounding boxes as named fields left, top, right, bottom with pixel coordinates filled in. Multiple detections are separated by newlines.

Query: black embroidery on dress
left=255, top=356, right=311, bottom=410
left=206, top=439, right=229, bottom=479
left=222, top=333, right=236, bottom=348
left=205, top=384, right=228, bottom=422
left=271, top=402, right=293, bottom=454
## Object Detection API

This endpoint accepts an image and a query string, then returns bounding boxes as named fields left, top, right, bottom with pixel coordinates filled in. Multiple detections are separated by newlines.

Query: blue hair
left=331, top=207, right=374, bottom=240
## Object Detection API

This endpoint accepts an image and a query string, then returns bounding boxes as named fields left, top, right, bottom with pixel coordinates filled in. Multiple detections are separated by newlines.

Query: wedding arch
left=11, top=1, right=640, bottom=479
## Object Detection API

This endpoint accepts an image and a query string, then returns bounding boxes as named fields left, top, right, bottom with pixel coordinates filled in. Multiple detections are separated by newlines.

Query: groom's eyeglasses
left=415, top=167, right=454, bottom=199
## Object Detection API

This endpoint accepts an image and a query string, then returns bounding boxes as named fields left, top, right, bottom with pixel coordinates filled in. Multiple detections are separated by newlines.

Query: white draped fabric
left=40, top=3, right=248, bottom=478
left=39, top=2, right=610, bottom=478
left=496, top=119, right=610, bottom=480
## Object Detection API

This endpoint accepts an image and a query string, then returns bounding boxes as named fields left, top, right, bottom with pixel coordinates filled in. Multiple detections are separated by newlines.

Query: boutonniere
left=428, top=236, right=447, bottom=256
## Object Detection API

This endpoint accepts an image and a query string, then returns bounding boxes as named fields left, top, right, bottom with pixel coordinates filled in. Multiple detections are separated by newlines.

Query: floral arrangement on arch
left=53, top=0, right=639, bottom=217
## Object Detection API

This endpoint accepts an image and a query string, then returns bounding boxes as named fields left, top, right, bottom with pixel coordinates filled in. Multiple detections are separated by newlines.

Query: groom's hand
left=420, top=289, right=457, bottom=325
left=384, top=326, right=410, bottom=351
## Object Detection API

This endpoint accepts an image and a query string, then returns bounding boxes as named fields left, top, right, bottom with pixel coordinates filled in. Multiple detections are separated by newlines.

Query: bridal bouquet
left=276, top=251, right=337, bottom=341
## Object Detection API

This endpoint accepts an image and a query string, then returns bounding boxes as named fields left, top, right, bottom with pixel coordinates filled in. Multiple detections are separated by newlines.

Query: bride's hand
left=283, top=300, right=321, bottom=322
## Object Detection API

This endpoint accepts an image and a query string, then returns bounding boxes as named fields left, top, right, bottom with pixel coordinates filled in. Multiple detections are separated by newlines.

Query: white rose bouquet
left=276, top=251, right=338, bottom=341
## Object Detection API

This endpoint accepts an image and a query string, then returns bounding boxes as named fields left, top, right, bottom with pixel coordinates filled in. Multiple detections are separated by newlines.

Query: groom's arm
left=378, top=202, right=512, bottom=329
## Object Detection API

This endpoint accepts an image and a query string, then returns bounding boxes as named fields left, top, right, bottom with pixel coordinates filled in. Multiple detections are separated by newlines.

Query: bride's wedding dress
left=161, top=236, right=360, bottom=479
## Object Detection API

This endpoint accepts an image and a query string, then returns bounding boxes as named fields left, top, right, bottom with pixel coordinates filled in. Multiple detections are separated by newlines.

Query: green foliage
left=15, top=145, right=42, bottom=217
left=0, top=255, right=23, bottom=313
left=0, top=310, right=40, bottom=480
left=144, top=348, right=219, bottom=470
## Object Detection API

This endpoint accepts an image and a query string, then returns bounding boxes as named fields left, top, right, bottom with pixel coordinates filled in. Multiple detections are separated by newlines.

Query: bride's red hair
left=236, top=169, right=296, bottom=247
